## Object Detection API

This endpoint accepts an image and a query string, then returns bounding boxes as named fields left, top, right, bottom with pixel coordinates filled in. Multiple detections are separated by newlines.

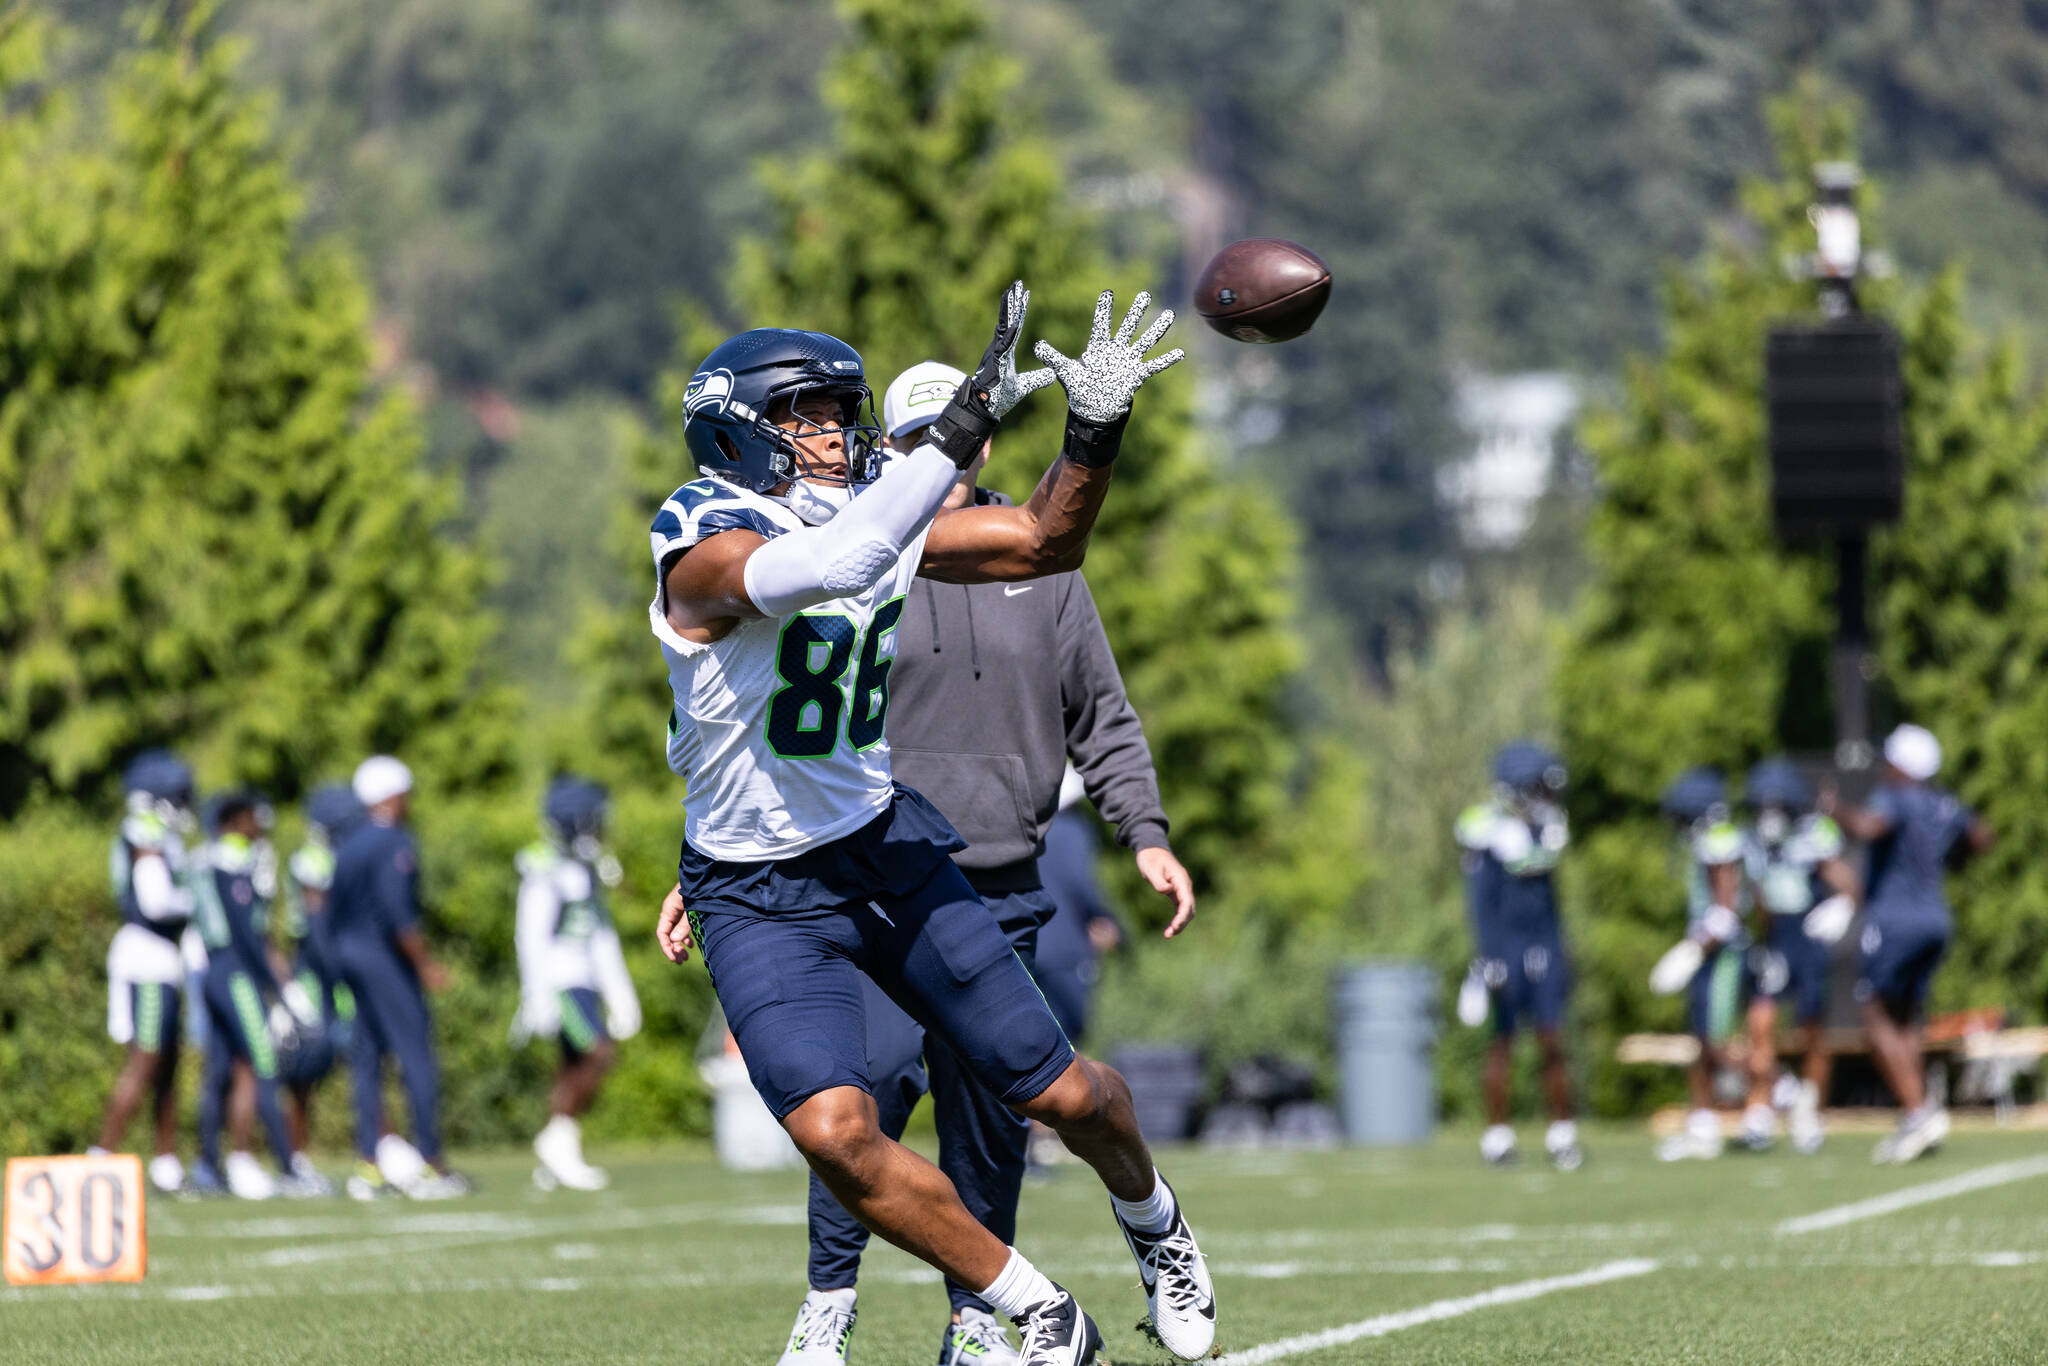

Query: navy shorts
left=1857, top=912, right=1950, bottom=1021
left=1746, top=917, right=1829, bottom=1026
left=123, top=980, right=184, bottom=1055
left=680, top=789, right=1075, bottom=1121
left=1688, top=942, right=1745, bottom=1043
left=1483, top=938, right=1570, bottom=1038
left=557, top=986, right=611, bottom=1060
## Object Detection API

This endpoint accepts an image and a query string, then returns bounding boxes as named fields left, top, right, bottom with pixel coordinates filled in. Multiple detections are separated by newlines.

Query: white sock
left=1480, top=1124, right=1516, bottom=1160
left=542, top=1114, right=578, bottom=1140
left=1687, top=1108, right=1720, bottom=1138
left=1545, top=1119, right=1578, bottom=1151
left=977, top=1248, right=1060, bottom=1320
left=806, top=1286, right=857, bottom=1312
left=1109, top=1170, right=1176, bottom=1234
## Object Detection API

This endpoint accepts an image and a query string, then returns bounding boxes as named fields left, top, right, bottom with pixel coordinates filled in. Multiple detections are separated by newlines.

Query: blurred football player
left=1651, top=767, right=1746, bottom=1162
left=92, top=750, right=200, bottom=1193
left=513, top=776, right=640, bottom=1192
left=1454, top=743, right=1581, bottom=1171
left=1736, top=758, right=1859, bottom=1154
left=651, top=285, right=1210, bottom=1366
left=1825, top=725, right=1992, bottom=1163
left=734, top=360, right=1191, bottom=1366
left=278, top=784, right=364, bottom=1156
left=190, top=792, right=326, bottom=1198
left=331, top=756, right=468, bottom=1199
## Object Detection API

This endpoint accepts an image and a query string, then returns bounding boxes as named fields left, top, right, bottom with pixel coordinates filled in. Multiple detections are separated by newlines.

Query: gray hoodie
left=890, top=493, right=1169, bottom=892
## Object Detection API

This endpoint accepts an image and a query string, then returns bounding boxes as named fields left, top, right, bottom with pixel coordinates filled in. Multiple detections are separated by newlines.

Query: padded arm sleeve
left=132, top=855, right=193, bottom=922
left=741, top=444, right=962, bottom=617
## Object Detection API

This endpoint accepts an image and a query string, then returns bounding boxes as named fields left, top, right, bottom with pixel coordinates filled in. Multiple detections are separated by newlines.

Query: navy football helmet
left=1743, top=756, right=1811, bottom=812
left=306, top=784, right=366, bottom=844
left=123, top=749, right=194, bottom=807
left=1493, top=742, right=1566, bottom=795
left=544, top=776, right=608, bottom=843
left=681, top=329, right=883, bottom=494
left=1661, top=766, right=1727, bottom=823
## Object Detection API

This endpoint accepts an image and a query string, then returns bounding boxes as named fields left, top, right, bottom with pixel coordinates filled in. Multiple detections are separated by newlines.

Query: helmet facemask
left=756, top=383, right=883, bottom=524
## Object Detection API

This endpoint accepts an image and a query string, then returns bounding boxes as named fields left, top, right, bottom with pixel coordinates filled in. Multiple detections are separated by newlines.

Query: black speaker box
left=1766, top=319, right=1903, bottom=535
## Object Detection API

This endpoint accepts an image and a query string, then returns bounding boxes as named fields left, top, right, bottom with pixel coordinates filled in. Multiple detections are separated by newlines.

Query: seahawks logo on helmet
left=682, top=368, right=737, bottom=425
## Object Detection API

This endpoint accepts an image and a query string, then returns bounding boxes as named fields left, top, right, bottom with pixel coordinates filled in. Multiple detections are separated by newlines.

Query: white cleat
left=940, top=1306, right=1021, bottom=1366
left=1544, top=1119, right=1584, bottom=1172
left=1111, top=1184, right=1215, bottom=1360
left=1737, top=1103, right=1778, bottom=1153
left=145, top=1152, right=185, bottom=1194
left=1876, top=1106, right=1950, bottom=1165
left=375, top=1133, right=427, bottom=1188
left=1790, top=1082, right=1825, bottom=1155
left=778, top=1289, right=858, bottom=1366
left=1657, top=1111, right=1725, bottom=1162
left=401, top=1168, right=473, bottom=1200
left=1013, top=1286, right=1100, bottom=1366
left=534, top=1116, right=609, bottom=1192
left=1479, top=1124, right=1518, bottom=1167
left=223, top=1151, right=276, bottom=1201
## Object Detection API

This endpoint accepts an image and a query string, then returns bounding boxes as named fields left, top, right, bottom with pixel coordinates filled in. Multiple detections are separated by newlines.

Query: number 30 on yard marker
left=3, top=1154, right=147, bottom=1285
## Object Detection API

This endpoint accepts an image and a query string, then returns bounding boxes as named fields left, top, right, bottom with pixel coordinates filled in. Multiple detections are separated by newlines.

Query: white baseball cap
left=1883, top=724, right=1942, bottom=781
left=353, top=755, right=415, bottom=807
left=882, top=361, right=966, bottom=441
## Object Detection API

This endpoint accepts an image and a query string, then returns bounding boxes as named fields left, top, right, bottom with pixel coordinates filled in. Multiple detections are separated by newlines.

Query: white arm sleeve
left=132, top=854, right=193, bottom=922
left=741, top=444, right=963, bottom=617
left=514, top=877, right=555, bottom=999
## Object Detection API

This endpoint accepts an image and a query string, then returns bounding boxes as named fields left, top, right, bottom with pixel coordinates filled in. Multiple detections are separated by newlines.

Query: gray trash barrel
left=1332, top=961, right=1438, bottom=1146
left=1107, top=1044, right=1205, bottom=1144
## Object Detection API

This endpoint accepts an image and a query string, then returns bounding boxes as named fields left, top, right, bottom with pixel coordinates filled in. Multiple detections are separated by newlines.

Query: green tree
left=1559, top=85, right=2048, bottom=1110
left=581, top=0, right=1356, bottom=930
left=0, top=7, right=515, bottom=812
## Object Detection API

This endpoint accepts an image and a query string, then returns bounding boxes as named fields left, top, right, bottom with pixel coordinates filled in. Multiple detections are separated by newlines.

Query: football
left=1193, top=237, right=1332, bottom=343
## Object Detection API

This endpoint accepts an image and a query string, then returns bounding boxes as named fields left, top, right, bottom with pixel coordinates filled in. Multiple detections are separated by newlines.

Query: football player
left=1454, top=743, right=1581, bottom=1171
left=1651, top=767, right=1746, bottom=1162
left=278, top=784, right=363, bottom=1156
left=190, top=792, right=326, bottom=1198
left=513, top=776, right=641, bottom=1192
left=91, top=750, right=200, bottom=1193
left=331, top=756, right=467, bottom=1199
left=1737, top=758, right=1858, bottom=1154
left=651, top=285, right=1210, bottom=1366
left=740, top=360, right=1192, bottom=1366
left=1825, top=725, right=1991, bottom=1163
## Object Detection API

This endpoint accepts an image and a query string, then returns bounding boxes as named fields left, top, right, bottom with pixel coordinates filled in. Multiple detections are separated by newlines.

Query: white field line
left=1216, top=1258, right=1661, bottom=1366
left=1775, top=1155, right=2048, bottom=1236
left=248, top=1201, right=805, bottom=1266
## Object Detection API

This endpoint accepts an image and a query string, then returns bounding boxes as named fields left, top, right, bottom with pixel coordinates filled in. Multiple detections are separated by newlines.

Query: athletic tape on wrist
left=1060, top=409, right=1130, bottom=468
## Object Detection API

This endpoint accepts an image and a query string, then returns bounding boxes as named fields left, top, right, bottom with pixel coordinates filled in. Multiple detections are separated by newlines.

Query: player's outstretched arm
left=921, top=289, right=1181, bottom=583
left=660, top=286, right=1032, bottom=641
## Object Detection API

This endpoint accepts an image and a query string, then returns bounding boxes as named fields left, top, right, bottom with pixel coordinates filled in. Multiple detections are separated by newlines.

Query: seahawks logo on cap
left=682, top=368, right=736, bottom=425
left=907, top=380, right=953, bottom=406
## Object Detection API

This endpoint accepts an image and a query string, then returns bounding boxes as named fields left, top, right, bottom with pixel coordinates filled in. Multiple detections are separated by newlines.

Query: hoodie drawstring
left=961, top=583, right=982, bottom=680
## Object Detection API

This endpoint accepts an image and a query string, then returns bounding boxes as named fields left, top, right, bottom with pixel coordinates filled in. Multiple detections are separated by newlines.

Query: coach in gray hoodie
left=721, top=358, right=1195, bottom=1366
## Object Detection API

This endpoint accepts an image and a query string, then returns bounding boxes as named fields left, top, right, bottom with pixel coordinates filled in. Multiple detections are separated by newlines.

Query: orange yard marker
left=3, top=1154, right=148, bottom=1285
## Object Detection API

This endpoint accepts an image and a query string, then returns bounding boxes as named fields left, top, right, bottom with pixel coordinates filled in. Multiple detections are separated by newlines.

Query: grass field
left=7, top=1123, right=2048, bottom=1365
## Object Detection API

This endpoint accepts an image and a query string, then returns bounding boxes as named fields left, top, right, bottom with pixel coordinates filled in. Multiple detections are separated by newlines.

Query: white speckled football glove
left=986, top=281, right=1057, bottom=420
left=1034, top=288, right=1184, bottom=425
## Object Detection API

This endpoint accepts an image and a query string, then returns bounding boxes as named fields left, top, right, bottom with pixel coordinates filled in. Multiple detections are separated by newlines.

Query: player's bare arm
left=921, top=289, right=1182, bottom=584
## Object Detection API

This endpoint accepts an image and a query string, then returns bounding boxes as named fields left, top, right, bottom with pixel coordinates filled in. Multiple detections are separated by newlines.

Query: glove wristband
left=1060, top=409, right=1130, bottom=468
left=926, top=381, right=999, bottom=469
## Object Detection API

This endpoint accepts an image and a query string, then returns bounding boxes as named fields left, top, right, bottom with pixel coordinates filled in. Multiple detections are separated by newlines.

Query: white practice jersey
left=649, top=476, right=927, bottom=861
